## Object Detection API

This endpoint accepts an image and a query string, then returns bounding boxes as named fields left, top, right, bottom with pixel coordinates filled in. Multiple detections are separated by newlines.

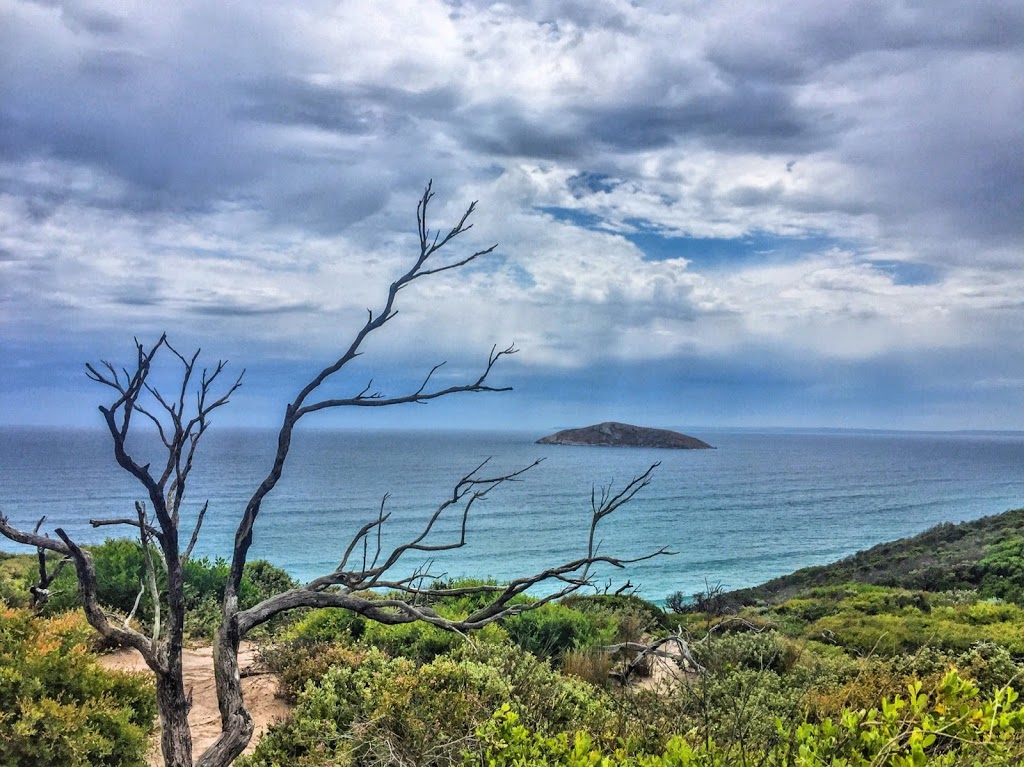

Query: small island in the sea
left=536, top=421, right=714, bottom=449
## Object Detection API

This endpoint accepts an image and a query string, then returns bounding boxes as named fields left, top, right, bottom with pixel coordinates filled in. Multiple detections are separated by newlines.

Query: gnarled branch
left=236, top=463, right=670, bottom=636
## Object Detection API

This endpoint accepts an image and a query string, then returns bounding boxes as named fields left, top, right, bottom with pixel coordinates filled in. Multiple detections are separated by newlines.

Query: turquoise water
left=1, top=427, right=1023, bottom=602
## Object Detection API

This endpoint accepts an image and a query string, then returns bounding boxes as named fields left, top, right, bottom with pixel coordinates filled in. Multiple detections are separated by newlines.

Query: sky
left=2, top=0, right=1024, bottom=432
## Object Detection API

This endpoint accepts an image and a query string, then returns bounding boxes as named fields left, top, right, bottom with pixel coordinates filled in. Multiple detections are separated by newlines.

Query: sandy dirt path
left=98, top=642, right=291, bottom=765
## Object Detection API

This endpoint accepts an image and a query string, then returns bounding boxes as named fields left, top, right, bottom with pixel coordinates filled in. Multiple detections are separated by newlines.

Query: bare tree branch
left=0, top=185, right=673, bottom=767
left=294, top=344, right=516, bottom=416
left=136, top=501, right=161, bottom=645
left=226, top=185, right=515, bottom=609
left=89, top=516, right=163, bottom=540
left=25, top=515, right=71, bottom=612
left=182, top=500, right=209, bottom=563
left=235, top=462, right=670, bottom=636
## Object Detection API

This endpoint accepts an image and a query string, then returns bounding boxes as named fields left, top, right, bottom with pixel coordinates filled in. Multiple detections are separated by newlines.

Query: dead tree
left=27, top=516, right=70, bottom=612
left=0, top=183, right=669, bottom=767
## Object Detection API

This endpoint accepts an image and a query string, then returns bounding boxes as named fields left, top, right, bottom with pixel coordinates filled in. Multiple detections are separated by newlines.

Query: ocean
left=2, top=427, right=1023, bottom=603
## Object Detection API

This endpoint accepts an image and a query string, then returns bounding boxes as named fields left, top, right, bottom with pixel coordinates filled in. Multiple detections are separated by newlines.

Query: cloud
left=1, top=0, right=1023, bottom=428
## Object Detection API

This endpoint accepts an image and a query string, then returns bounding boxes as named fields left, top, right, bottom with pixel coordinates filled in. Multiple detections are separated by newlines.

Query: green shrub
left=282, top=606, right=366, bottom=644
left=454, top=641, right=617, bottom=740
left=182, top=556, right=298, bottom=638
left=244, top=640, right=622, bottom=767
left=242, top=648, right=504, bottom=767
left=504, top=603, right=614, bottom=662
left=561, top=593, right=669, bottom=631
left=45, top=539, right=158, bottom=619
left=0, top=552, right=39, bottom=608
left=470, top=671, right=1024, bottom=766
left=360, top=618, right=466, bottom=663
left=38, top=538, right=297, bottom=638
left=0, top=608, right=155, bottom=767
left=260, top=640, right=368, bottom=701
left=424, top=577, right=521, bottom=614
left=691, top=630, right=801, bottom=675
left=977, top=536, right=1024, bottom=602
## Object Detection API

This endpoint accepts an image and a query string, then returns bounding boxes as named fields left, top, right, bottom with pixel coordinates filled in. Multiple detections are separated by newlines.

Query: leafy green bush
left=242, top=648, right=507, bottom=767
left=282, top=603, right=473, bottom=663
left=808, top=601, right=1024, bottom=656
left=0, top=551, right=40, bottom=608
left=36, top=537, right=297, bottom=637
left=470, top=671, right=1024, bottom=766
left=454, top=641, right=617, bottom=740
left=977, top=536, right=1024, bottom=603
left=260, top=640, right=369, bottom=701
left=360, top=618, right=467, bottom=663
left=0, top=607, right=155, bottom=767
left=182, top=555, right=298, bottom=638
left=424, top=577, right=522, bottom=614
left=45, top=539, right=156, bottom=619
left=691, top=630, right=801, bottom=675
left=281, top=605, right=366, bottom=644
left=244, top=639, right=622, bottom=767
left=504, top=602, right=615, bottom=662
left=561, top=593, right=669, bottom=631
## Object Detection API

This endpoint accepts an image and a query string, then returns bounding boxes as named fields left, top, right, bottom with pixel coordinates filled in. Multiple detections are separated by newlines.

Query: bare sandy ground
left=98, top=642, right=291, bottom=766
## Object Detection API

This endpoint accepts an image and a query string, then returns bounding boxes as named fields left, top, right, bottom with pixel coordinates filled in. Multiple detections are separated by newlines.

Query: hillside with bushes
left=720, top=507, right=1024, bottom=607
left=3, top=509, right=1024, bottom=765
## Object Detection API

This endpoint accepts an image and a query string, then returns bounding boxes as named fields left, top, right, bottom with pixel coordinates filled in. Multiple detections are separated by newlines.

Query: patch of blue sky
left=539, top=206, right=852, bottom=267
left=538, top=205, right=609, bottom=231
left=539, top=206, right=941, bottom=286
left=863, top=259, right=941, bottom=286
left=623, top=229, right=850, bottom=267
left=567, top=171, right=621, bottom=196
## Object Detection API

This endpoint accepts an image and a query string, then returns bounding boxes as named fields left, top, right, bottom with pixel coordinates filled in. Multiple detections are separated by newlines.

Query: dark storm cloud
left=462, top=111, right=587, bottom=161
left=192, top=300, right=320, bottom=317
left=695, top=0, right=1024, bottom=259
left=581, top=84, right=824, bottom=153
left=25, top=0, right=125, bottom=37
left=237, top=78, right=461, bottom=135
left=707, top=0, right=1024, bottom=82
left=78, top=49, right=141, bottom=80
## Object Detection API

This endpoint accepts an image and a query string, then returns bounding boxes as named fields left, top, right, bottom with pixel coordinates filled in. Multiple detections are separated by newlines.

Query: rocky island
left=536, top=421, right=714, bottom=449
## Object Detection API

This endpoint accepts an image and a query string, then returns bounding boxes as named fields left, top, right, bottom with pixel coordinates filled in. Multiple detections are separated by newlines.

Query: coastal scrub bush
left=245, top=640, right=624, bottom=767
left=38, top=537, right=297, bottom=637
left=282, top=605, right=367, bottom=644
left=977, top=536, right=1024, bottom=602
left=183, top=556, right=299, bottom=638
left=691, top=630, right=801, bottom=675
left=425, top=577, right=522, bottom=614
left=807, top=601, right=1024, bottom=655
left=505, top=602, right=615, bottom=663
left=469, top=671, right=1024, bottom=766
left=455, top=641, right=617, bottom=740
left=0, top=607, right=155, bottom=767
left=677, top=665, right=809, bottom=757
left=45, top=538, right=156, bottom=618
left=561, top=593, right=669, bottom=631
left=754, top=584, right=1024, bottom=656
left=244, top=649, right=506, bottom=767
left=0, top=551, right=43, bottom=607
left=260, top=640, right=368, bottom=701
left=360, top=617, right=468, bottom=662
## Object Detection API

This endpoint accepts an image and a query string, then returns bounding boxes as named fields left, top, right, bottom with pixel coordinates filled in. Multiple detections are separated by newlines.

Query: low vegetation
left=718, top=508, right=1024, bottom=606
left=0, top=607, right=155, bottom=767
left=4, top=509, right=1024, bottom=765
